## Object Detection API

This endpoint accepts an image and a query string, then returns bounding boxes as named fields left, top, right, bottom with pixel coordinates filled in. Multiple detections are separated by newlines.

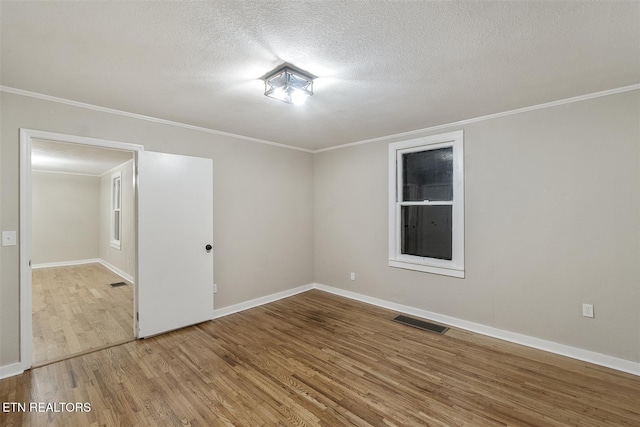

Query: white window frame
left=110, top=171, right=122, bottom=250
left=388, top=130, right=464, bottom=278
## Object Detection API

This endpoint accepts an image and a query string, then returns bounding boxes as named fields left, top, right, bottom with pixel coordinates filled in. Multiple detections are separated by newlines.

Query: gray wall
left=1, top=88, right=638, bottom=370
left=99, top=160, right=135, bottom=277
left=314, top=90, right=640, bottom=363
left=31, top=171, right=100, bottom=264
left=0, top=91, right=315, bottom=366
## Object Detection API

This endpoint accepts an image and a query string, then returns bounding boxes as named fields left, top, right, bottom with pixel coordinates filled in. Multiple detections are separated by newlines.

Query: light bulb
left=290, top=89, right=308, bottom=106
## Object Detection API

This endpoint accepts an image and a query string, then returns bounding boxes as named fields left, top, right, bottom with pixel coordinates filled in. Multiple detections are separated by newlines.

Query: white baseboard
left=30, top=258, right=134, bottom=283
left=0, top=362, right=24, bottom=380
left=97, top=259, right=134, bottom=283
left=32, top=258, right=99, bottom=269
left=212, top=284, right=314, bottom=319
left=4, top=280, right=636, bottom=379
left=313, top=283, right=640, bottom=377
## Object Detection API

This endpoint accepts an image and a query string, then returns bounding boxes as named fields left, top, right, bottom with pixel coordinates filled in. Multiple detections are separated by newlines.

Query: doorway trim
left=19, top=129, right=144, bottom=372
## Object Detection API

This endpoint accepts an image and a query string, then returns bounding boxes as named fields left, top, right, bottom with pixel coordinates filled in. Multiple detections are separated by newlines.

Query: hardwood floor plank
left=31, top=263, right=134, bottom=365
left=2, top=289, right=639, bottom=426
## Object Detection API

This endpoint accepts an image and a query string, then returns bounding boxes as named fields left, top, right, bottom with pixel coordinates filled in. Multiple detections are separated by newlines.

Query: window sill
left=389, top=260, right=464, bottom=278
left=110, top=241, right=121, bottom=250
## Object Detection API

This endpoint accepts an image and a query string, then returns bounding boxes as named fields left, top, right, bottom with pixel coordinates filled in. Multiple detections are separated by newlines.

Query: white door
left=137, top=151, right=214, bottom=338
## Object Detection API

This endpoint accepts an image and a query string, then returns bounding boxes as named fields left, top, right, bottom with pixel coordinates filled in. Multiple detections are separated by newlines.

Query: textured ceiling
left=2, top=1, right=639, bottom=151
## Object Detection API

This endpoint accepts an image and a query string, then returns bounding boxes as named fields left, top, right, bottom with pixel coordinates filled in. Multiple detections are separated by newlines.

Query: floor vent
left=392, top=315, right=449, bottom=335
left=110, top=282, right=128, bottom=288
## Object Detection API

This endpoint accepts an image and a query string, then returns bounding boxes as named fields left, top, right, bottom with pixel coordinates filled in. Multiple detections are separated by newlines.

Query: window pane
left=113, top=211, right=120, bottom=241
left=401, top=205, right=452, bottom=260
left=402, top=147, right=452, bottom=201
left=113, top=178, right=121, bottom=209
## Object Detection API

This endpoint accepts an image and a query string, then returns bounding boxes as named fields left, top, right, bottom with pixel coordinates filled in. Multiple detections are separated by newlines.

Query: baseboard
left=212, top=284, right=315, bottom=319
left=32, top=258, right=99, bottom=269
left=97, top=259, right=134, bottom=283
left=0, top=362, right=24, bottom=380
left=31, top=258, right=134, bottom=283
left=6, top=278, right=636, bottom=379
left=313, top=283, right=640, bottom=377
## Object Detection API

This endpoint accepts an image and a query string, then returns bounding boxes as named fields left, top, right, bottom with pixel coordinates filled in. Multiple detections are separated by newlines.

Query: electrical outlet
left=582, top=303, right=594, bottom=318
left=213, top=284, right=217, bottom=294
left=350, top=272, right=356, bottom=281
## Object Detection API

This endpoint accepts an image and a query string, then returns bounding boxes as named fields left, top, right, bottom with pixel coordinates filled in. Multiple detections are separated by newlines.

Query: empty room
left=1, top=1, right=639, bottom=426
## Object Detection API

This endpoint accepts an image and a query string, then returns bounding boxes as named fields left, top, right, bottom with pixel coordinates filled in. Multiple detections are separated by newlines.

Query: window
left=389, top=130, right=464, bottom=277
left=110, top=171, right=122, bottom=250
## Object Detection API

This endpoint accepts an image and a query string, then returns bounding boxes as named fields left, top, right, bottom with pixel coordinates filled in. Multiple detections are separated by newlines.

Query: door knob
left=205, top=244, right=213, bottom=252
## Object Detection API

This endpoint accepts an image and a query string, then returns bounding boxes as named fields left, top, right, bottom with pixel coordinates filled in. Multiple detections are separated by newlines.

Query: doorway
left=30, top=138, right=136, bottom=365
left=19, top=129, right=215, bottom=373
left=19, top=130, right=143, bottom=368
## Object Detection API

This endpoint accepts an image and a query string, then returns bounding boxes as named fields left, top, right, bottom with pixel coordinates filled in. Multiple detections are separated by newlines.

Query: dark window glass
left=402, top=147, right=453, bottom=201
left=401, top=205, right=452, bottom=260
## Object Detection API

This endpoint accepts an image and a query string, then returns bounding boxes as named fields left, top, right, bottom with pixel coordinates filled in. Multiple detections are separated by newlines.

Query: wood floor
left=3, top=290, right=639, bottom=426
left=32, top=263, right=134, bottom=365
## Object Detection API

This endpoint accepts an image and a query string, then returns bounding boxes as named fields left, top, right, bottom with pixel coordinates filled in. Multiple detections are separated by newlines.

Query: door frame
left=19, top=129, right=144, bottom=371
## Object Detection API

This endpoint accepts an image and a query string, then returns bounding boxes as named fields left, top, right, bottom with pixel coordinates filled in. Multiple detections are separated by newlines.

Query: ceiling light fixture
left=263, top=64, right=314, bottom=105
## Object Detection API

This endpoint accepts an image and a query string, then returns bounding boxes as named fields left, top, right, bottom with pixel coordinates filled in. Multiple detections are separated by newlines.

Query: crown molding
left=314, top=83, right=640, bottom=153
left=0, top=86, right=314, bottom=154
left=3, top=84, right=638, bottom=155
left=31, top=169, right=100, bottom=178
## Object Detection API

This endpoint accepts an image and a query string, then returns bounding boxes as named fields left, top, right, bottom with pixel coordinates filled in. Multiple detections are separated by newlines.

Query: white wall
left=0, top=91, right=315, bottom=367
left=314, top=90, right=640, bottom=364
left=31, top=171, right=100, bottom=264
left=99, top=160, right=134, bottom=278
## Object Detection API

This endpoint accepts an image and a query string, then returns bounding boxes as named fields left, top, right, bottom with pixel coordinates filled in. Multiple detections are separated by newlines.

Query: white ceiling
left=2, top=1, right=639, bottom=151
left=32, top=139, right=133, bottom=175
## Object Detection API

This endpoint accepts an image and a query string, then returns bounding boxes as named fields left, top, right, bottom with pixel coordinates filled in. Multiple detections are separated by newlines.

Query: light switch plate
left=2, top=231, right=17, bottom=246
